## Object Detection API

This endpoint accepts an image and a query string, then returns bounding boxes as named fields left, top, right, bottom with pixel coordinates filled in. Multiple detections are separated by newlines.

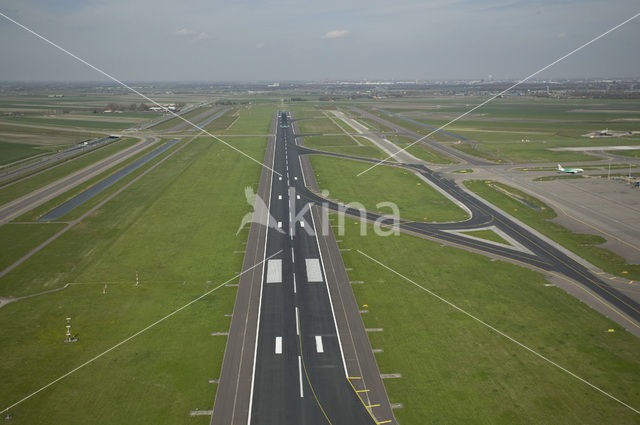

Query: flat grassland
left=309, top=155, right=468, bottom=223
left=338, top=226, right=640, bottom=424
left=302, top=135, right=389, bottom=160
left=363, top=97, right=640, bottom=163
left=0, top=136, right=265, bottom=424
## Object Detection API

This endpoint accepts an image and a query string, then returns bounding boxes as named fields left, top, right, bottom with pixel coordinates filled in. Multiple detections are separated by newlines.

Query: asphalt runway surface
left=212, top=113, right=390, bottom=424
left=39, top=139, right=179, bottom=221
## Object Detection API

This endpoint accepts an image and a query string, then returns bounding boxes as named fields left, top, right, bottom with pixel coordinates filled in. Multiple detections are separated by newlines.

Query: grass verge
left=338, top=224, right=640, bottom=424
left=309, top=155, right=468, bottom=222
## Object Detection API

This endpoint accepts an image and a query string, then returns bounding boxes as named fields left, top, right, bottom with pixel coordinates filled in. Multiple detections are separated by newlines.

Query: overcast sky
left=0, top=0, right=639, bottom=82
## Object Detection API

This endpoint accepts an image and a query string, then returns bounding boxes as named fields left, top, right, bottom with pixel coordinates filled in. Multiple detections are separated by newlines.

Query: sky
left=0, top=0, right=639, bottom=82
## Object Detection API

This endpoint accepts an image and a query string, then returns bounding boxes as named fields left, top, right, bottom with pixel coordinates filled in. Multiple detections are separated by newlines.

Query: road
left=0, top=136, right=159, bottom=224
left=211, top=112, right=394, bottom=424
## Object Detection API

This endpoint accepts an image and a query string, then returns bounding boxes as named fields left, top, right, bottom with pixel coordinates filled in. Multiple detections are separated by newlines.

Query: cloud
left=322, top=29, right=349, bottom=39
left=175, top=28, right=210, bottom=43
left=175, top=28, right=197, bottom=37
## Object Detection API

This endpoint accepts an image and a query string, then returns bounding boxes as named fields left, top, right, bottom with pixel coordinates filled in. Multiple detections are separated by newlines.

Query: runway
left=212, top=112, right=392, bottom=424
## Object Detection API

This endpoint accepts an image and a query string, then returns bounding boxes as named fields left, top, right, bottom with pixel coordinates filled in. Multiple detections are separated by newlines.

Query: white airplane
left=557, top=164, right=584, bottom=174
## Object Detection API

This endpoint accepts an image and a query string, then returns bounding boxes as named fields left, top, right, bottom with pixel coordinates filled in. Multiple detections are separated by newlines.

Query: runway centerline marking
left=275, top=337, right=283, bottom=355
left=295, top=307, right=300, bottom=336
left=298, top=356, right=304, bottom=398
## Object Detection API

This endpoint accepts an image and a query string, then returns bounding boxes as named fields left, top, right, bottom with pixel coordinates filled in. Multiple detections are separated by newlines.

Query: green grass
left=367, top=99, right=640, bottom=163
left=203, top=108, right=239, bottom=132
left=460, top=228, right=508, bottom=244
left=0, top=123, right=98, bottom=144
left=0, top=223, right=67, bottom=271
left=220, top=105, right=275, bottom=134
left=608, top=150, right=640, bottom=158
left=464, top=180, right=640, bottom=280
left=337, top=225, right=640, bottom=424
left=296, top=117, right=343, bottom=134
left=15, top=140, right=174, bottom=223
left=302, top=135, right=389, bottom=160
left=385, top=134, right=457, bottom=164
left=309, top=155, right=468, bottom=222
left=0, top=138, right=139, bottom=207
left=0, top=136, right=265, bottom=424
left=0, top=141, right=52, bottom=165
left=6, top=116, right=132, bottom=131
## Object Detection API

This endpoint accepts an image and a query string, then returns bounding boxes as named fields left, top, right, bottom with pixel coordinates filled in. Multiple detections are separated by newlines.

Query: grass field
left=296, top=117, right=343, bottom=134
left=302, top=135, right=389, bottom=160
left=220, top=105, right=275, bottom=134
left=309, top=155, right=468, bottom=223
left=0, top=136, right=266, bottom=424
left=464, top=180, right=640, bottom=281
left=0, top=138, right=140, bottom=207
left=460, top=228, right=509, bottom=244
left=337, top=223, right=640, bottom=424
left=0, top=141, right=52, bottom=165
left=362, top=98, right=640, bottom=163
left=385, top=134, right=457, bottom=164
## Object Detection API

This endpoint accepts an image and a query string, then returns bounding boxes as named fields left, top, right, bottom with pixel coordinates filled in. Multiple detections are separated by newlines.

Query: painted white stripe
left=308, top=205, right=349, bottom=376
left=291, top=248, right=295, bottom=263
left=300, top=221, right=305, bottom=228
left=266, top=259, right=282, bottom=283
left=305, top=258, right=323, bottom=282
left=295, top=307, right=300, bottom=335
left=315, top=336, right=324, bottom=353
left=248, top=120, right=278, bottom=424
left=298, top=356, right=304, bottom=398
left=278, top=195, right=282, bottom=200
left=293, top=273, right=297, bottom=293
left=277, top=221, right=282, bottom=228
left=275, top=337, right=282, bottom=354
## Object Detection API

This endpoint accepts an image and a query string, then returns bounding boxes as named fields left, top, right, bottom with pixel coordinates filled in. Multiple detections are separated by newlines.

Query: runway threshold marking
left=266, top=259, right=282, bottom=283
left=315, top=335, right=324, bottom=353
left=275, top=337, right=282, bottom=354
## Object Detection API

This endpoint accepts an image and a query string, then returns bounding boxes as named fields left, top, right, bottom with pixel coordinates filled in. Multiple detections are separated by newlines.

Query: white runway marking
left=293, top=273, right=297, bottom=293
left=295, top=307, right=300, bottom=335
left=275, top=337, right=282, bottom=354
left=305, top=258, right=323, bottom=282
left=266, top=259, right=282, bottom=283
left=291, top=248, right=295, bottom=263
left=298, top=356, right=304, bottom=398
left=315, top=336, right=324, bottom=353
left=278, top=195, right=282, bottom=200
